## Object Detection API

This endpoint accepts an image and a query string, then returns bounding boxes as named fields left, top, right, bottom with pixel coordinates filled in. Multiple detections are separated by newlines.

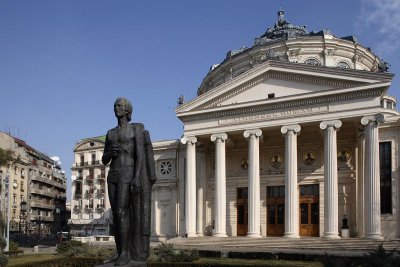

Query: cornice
left=74, top=140, right=105, bottom=152
left=180, top=87, right=383, bottom=123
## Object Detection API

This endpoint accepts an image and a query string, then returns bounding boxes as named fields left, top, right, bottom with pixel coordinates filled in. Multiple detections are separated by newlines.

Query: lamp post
left=38, top=215, right=42, bottom=239
left=19, top=201, right=27, bottom=235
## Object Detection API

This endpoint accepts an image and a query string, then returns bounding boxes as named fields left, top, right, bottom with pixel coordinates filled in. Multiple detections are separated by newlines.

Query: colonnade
left=180, top=115, right=383, bottom=239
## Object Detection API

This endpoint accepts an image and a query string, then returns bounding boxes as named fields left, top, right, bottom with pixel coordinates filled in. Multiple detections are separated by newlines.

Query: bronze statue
left=102, top=97, right=156, bottom=266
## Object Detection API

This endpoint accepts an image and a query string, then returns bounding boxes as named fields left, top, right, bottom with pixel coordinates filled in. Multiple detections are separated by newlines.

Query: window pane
left=268, top=206, right=276, bottom=224
left=311, top=203, right=319, bottom=224
left=300, top=203, right=308, bottom=224
left=277, top=204, right=284, bottom=224
left=379, top=142, right=392, bottom=214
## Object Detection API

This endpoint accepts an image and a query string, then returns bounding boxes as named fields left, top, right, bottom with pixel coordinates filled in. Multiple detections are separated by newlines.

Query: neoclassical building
left=71, top=11, right=399, bottom=240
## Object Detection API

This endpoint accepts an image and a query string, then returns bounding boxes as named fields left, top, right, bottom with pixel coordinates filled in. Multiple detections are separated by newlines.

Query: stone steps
left=168, top=237, right=400, bottom=256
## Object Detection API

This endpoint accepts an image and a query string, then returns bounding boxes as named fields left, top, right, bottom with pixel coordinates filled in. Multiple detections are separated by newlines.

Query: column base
left=365, top=233, right=383, bottom=240
left=186, top=232, right=197, bottom=238
left=196, top=232, right=204, bottom=237
left=212, top=232, right=227, bottom=237
left=283, top=232, right=300, bottom=238
left=246, top=232, right=262, bottom=238
left=323, top=232, right=341, bottom=239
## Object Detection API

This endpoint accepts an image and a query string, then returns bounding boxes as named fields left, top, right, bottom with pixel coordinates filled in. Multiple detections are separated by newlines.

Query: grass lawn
left=194, top=257, right=323, bottom=267
left=8, top=254, right=323, bottom=267
left=8, top=254, right=62, bottom=267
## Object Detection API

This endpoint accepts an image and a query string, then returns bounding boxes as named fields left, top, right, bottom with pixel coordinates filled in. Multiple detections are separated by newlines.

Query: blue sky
left=1, top=0, right=399, bottom=200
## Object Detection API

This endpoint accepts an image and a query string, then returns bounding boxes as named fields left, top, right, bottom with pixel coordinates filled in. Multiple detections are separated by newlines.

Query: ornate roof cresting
left=255, top=10, right=307, bottom=46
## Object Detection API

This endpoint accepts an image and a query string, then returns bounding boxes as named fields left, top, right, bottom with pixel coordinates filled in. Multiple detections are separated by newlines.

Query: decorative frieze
left=181, top=88, right=383, bottom=122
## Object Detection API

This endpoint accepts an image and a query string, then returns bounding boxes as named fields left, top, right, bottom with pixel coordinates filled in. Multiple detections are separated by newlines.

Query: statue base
left=96, top=260, right=147, bottom=267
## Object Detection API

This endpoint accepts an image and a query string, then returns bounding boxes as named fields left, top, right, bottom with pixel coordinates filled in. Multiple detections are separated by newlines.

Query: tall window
left=380, top=142, right=392, bottom=214
left=80, top=155, right=84, bottom=166
left=91, top=154, right=96, bottom=165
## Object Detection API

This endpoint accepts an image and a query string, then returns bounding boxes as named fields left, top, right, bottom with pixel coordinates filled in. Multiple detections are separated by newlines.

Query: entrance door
left=267, top=186, right=285, bottom=236
left=299, top=185, right=319, bottom=237
left=237, top=188, right=248, bottom=236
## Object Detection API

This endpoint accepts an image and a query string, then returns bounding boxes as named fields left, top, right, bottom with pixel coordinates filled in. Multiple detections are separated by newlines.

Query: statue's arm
left=102, top=131, right=113, bottom=165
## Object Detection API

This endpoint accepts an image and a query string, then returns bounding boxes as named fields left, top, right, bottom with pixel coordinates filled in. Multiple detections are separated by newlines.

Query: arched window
left=336, top=61, right=350, bottom=69
left=304, top=58, right=321, bottom=66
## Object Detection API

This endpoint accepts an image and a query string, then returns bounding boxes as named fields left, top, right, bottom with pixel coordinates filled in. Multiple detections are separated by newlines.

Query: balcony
left=85, top=204, right=94, bottom=212
left=96, top=204, right=105, bottom=213
left=74, top=191, right=82, bottom=198
left=96, top=189, right=106, bottom=198
left=96, top=175, right=105, bottom=182
left=90, top=160, right=101, bottom=166
left=86, top=175, right=94, bottom=183
left=30, top=175, right=66, bottom=189
left=85, top=190, right=94, bottom=198
left=73, top=205, right=82, bottom=212
left=30, top=201, right=53, bottom=210
left=30, top=187, right=55, bottom=198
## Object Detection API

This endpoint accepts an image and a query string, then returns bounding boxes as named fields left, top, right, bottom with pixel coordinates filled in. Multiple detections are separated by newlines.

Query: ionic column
left=196, top=151, right=206, bottom=236
left=181, top=136, right=197, bottom=238
left=244, top=129, right=262, bottom=238
left=281, top=125, right=301, bottom=238
left=356, top=131, right=365, bottom=237
left=320, top=120, right=342, bottom=239
left=361, top=115, right=384, bottom=239
left=211, top=133, right=228, bottom=237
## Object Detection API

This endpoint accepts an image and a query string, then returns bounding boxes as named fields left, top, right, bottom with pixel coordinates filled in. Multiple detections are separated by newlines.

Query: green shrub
left=56, top=240, right=114, bottom=260
left=0, top=253, right=8, bottom=267
left=56, top=240, right=87, bottom=257
left=150, top=242, right=199, bottom=263
left=8, top=256, right=104, bottom=267
left=0, top=238, right=6, bottom=252
left=360, top=243, right=399, bottom=267
left=8, top=241, right=18, bottom=252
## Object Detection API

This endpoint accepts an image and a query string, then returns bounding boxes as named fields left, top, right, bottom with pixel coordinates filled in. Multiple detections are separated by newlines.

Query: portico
left=176, top=57, right=395, bottom=239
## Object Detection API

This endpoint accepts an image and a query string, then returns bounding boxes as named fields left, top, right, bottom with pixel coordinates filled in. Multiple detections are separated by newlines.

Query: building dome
left=197, top=10, right=389, bottom=96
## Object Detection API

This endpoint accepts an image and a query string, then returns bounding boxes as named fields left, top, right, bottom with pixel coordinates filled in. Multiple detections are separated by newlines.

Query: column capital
left=361, top=114, right=384, bottom=126
left=243, top=129, right=262, bottom=139
left=181, top=136, right=197, bottom=145
left=211, top=133, right=228, bottom=142
left=320, top=120, right=342, bottom=130
left=281, top=124, right=301, bottom=135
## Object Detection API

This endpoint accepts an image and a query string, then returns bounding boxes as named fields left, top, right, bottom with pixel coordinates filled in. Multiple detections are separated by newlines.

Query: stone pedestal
left=341, top=229, right=349, bottom=238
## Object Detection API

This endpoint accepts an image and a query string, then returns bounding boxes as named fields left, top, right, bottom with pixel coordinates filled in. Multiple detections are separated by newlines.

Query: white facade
left=71, top=11, right=400, bottom=240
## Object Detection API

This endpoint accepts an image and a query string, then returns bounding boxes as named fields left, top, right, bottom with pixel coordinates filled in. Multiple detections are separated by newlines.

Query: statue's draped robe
left=129, top=123, right=157, bottom=261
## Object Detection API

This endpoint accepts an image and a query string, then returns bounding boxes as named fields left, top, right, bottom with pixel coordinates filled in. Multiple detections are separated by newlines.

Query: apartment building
left=0, top=132, right=67, bottom=235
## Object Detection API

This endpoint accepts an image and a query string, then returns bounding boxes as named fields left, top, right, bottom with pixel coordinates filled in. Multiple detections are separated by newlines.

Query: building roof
left=195, top=10, right=390, bottom=96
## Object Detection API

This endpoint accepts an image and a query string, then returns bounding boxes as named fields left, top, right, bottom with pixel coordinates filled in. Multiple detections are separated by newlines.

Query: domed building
left=175, top=10, right=398, bottom=239
left=70, top=11, right=399, bottom=240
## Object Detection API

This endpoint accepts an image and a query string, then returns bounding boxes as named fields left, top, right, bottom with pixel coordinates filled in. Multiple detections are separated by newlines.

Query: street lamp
left=38, top=216, right=42, bottom=239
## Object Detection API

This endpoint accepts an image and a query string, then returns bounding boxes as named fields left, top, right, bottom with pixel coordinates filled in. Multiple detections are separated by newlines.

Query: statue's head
left=114, top=97, right=133, bottom=121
